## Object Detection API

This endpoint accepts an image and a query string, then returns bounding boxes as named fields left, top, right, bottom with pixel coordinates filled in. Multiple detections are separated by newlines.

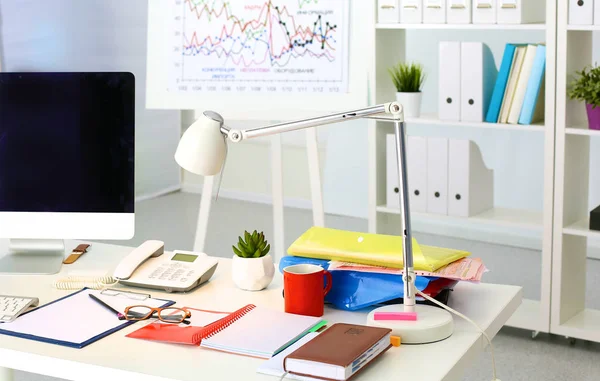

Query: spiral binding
left=201, top=304, right=256, bottom=340
left=53, top=275, right=118, bottom=290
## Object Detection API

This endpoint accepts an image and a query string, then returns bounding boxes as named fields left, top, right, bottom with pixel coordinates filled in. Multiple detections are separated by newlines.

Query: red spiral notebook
left=126, top=305, right=248, bottom=345
left=127, top=304, right=325, bottom=359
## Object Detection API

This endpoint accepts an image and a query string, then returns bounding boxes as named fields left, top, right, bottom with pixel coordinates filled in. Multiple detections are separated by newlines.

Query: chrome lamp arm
left=220, top=101, right=415, bottom=311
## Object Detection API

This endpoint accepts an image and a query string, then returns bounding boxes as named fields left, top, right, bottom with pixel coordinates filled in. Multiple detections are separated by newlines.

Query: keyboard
left=0, top=295, right=39, bottom=323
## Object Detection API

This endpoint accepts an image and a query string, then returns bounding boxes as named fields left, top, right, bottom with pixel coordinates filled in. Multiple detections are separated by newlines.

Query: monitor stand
left=0, top=239, right=65, bottom=274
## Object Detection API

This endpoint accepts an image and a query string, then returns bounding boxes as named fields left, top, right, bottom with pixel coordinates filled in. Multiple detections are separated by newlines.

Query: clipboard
left=0, top=288, right=174, bottom=348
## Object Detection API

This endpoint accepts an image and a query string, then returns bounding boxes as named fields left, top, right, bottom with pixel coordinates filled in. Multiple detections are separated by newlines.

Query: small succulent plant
left=232, top=230, right=271, bottom=258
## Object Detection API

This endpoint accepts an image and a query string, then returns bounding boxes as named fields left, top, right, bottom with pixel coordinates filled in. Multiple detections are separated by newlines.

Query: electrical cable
left=416, top=289, right=500, bottom=381
left=53, top=275, right=118, bottom=290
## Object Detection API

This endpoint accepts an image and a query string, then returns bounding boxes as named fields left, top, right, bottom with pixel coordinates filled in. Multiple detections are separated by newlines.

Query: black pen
left=89, top=294, right=126, bottom=320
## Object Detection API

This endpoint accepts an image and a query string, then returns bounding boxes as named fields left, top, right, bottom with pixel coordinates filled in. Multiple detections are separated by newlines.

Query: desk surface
left=0, top=241, right=522, bottom=381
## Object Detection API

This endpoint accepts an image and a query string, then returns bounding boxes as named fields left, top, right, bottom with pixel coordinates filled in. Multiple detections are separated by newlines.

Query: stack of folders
left=485, top=43, right=547, bottom=125
left=283, top=324, right=392, bottom=381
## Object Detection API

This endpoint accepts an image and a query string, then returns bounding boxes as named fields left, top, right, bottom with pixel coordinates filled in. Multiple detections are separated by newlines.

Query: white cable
left=53, top=275, right=118, bottom=290
left=416, top=290, right=500, bottom=381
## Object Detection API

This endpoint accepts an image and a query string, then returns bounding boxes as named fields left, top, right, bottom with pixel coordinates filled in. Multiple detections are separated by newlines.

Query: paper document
left=0, top=288, right=172, bottom=348
left=328, top=257, right=488, bottom=282
left=257, top=332, right=321, bottom=381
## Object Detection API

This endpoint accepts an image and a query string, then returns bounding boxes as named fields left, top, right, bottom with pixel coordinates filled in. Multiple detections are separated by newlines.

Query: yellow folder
left=287, top=227, right=470, bottom=272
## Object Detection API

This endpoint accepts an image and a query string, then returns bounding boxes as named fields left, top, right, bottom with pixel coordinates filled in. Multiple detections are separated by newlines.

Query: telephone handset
left=113, top=240, right=219, bottom=293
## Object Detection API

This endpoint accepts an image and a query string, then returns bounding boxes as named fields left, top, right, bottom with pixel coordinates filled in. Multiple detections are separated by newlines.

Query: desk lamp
left=175, top=102, right=454, bottom=344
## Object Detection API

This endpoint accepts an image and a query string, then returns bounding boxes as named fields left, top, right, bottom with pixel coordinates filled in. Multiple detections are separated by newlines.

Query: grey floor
left=16, top=191, right=600, bottom=381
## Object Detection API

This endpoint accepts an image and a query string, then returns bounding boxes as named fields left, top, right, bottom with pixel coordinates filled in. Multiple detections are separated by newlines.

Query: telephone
left=113, top=240, right=219, bottom=293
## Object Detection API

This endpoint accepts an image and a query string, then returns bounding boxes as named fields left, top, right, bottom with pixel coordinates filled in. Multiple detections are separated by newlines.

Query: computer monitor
left=0, top=72, right=135, bottom=274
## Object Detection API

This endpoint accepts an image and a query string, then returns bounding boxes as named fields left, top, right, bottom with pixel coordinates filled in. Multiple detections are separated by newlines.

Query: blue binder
left=519, top=45, right=546, bottom=125
left=0, top=288, right=174, bottom=349
left=485, top=44, right=519, bottom=123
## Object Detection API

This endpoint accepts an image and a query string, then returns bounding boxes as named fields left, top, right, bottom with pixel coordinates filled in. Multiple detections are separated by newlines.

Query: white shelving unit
left=376, top=23, right=547, bottom=31
left=374, top=112, right=546, bottom=132
left=368, top=2, right=557, bottom=334
left=552, top=1, right=600, bottom=343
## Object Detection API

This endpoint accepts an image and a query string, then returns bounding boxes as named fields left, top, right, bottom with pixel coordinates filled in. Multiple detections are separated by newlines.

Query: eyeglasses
left=123, top=305, right=192, bottom=324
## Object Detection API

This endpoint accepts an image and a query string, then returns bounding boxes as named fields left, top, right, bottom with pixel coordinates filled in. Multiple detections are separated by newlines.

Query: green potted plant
left=231, top=230, right=274, bottom=291
left=569, top=64, right=600, bottom=130
left=388, top=62, right=426, bottom=118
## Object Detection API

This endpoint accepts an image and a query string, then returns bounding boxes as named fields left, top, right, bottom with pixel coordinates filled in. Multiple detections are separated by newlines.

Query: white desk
left=0, top=241, right=522, bottom=381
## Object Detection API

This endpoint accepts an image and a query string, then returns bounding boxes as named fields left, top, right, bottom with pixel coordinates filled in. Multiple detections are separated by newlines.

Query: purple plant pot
left=586, top=103, right=600, bottom=130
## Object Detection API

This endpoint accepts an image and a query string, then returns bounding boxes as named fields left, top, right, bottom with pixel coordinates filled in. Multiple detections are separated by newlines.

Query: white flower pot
left=395, top=92, right=423, bottom=118
left=231, top=254, right=275, bottom=291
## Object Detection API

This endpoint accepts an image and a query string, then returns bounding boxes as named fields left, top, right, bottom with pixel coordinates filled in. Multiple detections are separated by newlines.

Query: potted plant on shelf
left=231, top=230, right=274, bottom=291
left=569, top=65, right=600, bottom=130
left=388, top=62, right=426, bottom=118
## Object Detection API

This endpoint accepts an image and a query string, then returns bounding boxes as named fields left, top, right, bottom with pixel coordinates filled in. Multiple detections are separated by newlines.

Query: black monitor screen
left=0, top=72, right=134, bottom=213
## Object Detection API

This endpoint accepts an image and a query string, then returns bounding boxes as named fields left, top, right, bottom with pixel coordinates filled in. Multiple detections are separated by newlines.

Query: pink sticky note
left=374, top=312, right=418, bottom=321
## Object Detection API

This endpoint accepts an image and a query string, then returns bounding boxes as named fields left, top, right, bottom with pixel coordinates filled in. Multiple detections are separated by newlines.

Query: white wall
left=0, top=0, right=181, bottom=200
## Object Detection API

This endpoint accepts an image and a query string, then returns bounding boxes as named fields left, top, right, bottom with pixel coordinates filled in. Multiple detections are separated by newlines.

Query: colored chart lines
left=168, top=0, right=349, bottom=94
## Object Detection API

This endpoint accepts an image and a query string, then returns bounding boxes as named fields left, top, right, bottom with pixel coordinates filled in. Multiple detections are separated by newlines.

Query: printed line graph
left=169, top=0, right=349, bottom=94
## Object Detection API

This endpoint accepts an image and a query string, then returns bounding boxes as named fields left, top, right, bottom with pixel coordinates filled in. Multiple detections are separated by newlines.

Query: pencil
left=89, top=294, right=126, bottom=320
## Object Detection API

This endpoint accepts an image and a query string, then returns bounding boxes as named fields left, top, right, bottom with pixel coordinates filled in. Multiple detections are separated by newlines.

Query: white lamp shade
left=175, top=112, right=227, bottom=176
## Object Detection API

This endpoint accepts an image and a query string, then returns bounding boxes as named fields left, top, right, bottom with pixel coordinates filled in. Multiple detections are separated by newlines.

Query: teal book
left=485, top=44, right=518, bottom=123
left=519, top=45, right=546, bottom=125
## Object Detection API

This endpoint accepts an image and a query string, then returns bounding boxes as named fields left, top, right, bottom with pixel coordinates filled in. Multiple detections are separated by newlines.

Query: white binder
left=386, top=134, right=400, bottom=210
left=447, top=0, right=472, bottom=24
left=400, top=0, right=423, bottom=23
left=423, top=0, right=446, bottom=23
left=426, top=137, right=449, bottom=215
left=387, top=135, right=428, bottom=212
left=570, top=0, right=594, bottom=25
left=596, top=0, right=600, bottom=25
left=460, top=42, right=497, bottom=122
left=473, top=0, right=497, bottom=24
left=378, top=0, right=401, bottom=23
left=439, top=41, right=461, bottom=121
left=448, top=139, right=494, bottom=217
left=497, top=0, right=545, bottom=24
left=407, top=136, right=428, bottom=213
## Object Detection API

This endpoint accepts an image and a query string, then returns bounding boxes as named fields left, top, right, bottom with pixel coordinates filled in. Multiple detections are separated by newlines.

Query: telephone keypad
left=149, top=263, right=193, bottom=283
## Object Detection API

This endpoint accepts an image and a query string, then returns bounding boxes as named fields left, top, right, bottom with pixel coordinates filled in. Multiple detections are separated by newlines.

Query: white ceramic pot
left=395, top=92, right=422, bottom=118
left=231, top=254, right=275, bottom=291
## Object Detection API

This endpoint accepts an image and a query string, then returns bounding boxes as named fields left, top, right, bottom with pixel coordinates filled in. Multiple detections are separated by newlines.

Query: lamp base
left=366, top=304, right=454, bottom=344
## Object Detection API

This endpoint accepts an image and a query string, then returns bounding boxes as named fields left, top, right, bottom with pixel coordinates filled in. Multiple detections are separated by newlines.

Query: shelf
left=567, top=25, right=600, bottom=31
left=554, top=309, right=600, bottom=342
left=563, top=218, right=600, bottom=238
left=565, top=127, right=600, bottom=136
left=376, top=206, right=544, bottom=231
left=376, top=23, right=546, bottom=31
left=369, top=113, right=546, bottom=132
left=506, top=299, right=544, bottom=331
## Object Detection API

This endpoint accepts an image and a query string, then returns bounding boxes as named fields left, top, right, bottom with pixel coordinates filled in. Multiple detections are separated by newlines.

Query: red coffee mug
left=283, top=264, right=332, bottom=317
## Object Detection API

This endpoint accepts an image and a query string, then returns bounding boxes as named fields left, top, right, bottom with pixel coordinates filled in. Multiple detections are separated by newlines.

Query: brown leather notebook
left=283, top=323, right=392, bottom=381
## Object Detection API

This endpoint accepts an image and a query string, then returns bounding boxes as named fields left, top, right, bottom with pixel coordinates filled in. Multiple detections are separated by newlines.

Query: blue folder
left=485, top=44, right=519, bottom=123
left=279, top=256, right=434, bottom=311
left=519, top=45, right=546, bottom=125
left=0, top=288, right=174, bottom=349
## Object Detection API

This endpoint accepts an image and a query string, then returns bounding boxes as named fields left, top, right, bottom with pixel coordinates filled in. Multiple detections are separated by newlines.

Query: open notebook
left=199, top=305, right=325, bottom=359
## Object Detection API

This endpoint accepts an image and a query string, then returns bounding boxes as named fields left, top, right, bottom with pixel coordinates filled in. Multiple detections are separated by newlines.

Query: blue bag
left=279, top=256, right=434, bottom=311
